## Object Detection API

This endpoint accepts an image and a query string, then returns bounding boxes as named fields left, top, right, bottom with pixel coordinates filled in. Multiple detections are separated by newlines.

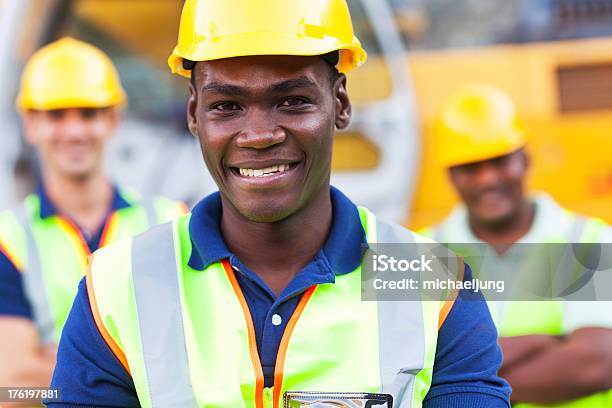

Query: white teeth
left=238, top=164, right=292, bottom=177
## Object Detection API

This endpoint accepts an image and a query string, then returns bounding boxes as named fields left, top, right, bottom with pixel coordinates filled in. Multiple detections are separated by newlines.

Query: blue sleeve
left=423, top=264, right=511, bottom=408
left=46, top=278, right=139, bottom=407
left=0, top=249, right=33, bottom=318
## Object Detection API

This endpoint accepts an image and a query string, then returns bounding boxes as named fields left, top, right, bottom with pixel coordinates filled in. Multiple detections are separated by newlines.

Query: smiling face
left=22, top=107, right=118, bottom=181
left=449, top=150, right=529, bottom=227
left=187, top=55, right=351, bottom=223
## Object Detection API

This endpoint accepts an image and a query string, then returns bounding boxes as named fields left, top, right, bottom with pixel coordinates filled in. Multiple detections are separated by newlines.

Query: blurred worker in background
left=423, top=84, right=612, bottom=407
left=48, top=1, right=511, bottom=407
left=0, top=37, right=187, bottom=400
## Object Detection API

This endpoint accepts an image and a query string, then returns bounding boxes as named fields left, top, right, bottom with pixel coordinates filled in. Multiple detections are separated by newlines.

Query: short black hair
left=322, top=51, right=341, bottom=87
left=186, top=51, right=340, bottom=89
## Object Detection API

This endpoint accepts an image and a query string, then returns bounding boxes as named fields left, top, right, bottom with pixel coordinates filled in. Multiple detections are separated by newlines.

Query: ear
left=334, top=74, right=351, bottom=130
left=187, top=81, right=199, bottom=138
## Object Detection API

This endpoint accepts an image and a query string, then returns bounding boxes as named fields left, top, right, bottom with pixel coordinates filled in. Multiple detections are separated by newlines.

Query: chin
left=58, top=166, right=97, bottom=181
left=235, top=196, right=298, bottom=223
left=478, top=211, right=517, bottom=229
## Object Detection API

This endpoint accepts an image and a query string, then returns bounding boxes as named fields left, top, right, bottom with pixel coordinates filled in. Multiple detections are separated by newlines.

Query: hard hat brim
left=168, top=31, right=367, bottom=77
left=16, top=92, right=127, bottom=112
left=440, top=139, right=527, bottom=168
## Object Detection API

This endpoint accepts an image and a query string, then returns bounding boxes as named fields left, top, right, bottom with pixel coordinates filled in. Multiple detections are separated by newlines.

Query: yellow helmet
left=434, top=84, right=527, bottom=168
left=168, top=0, right=367, bottom=78
left=17, top=37, right=126, bottom=111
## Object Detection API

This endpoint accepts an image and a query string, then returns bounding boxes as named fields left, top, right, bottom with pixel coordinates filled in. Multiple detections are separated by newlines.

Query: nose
left=235, top=113, right=286, bottom=149
left=60, top=110, right=89, bottom=139
left=472, top=161, right=502, bottom=186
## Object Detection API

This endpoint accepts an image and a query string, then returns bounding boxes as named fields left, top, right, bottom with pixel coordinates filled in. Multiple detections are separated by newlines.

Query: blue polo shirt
left=0, top=185, right=131, bottom=320
left=49, top=187, right=511, bottom=407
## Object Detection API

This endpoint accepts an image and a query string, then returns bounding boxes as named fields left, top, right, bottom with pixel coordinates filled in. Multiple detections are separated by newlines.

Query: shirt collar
left=37, top=183, right=132, bottom=219
left=441, top=192, right=568, bottom=244
left=188, top=186, right=367, bottom=275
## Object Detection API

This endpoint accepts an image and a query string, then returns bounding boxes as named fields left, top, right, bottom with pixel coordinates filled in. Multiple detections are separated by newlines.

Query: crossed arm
left=0, top=317, right=57, bottom=407
left=0, top=251, right=56, bottom=407
left=499, top=327, right=612, bottom=404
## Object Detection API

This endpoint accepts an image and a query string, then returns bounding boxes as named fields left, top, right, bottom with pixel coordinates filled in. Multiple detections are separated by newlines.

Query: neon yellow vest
left=0, top=192, right=186, bottom=343
left=87, top=207, right=455, bottom=408
left=423, top=211, right=612, bottom=408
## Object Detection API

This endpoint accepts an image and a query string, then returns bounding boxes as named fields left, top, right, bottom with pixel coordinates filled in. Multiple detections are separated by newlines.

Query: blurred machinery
left=2, top=0, right=612, bottom=228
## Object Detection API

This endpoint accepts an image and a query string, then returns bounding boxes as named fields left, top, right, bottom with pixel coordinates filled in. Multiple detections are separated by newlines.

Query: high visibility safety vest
left=0, top=192, right=186, bottom=344
left=422, top=194, right=612, bottom=408
left=87, top=207, right=458, bottom=408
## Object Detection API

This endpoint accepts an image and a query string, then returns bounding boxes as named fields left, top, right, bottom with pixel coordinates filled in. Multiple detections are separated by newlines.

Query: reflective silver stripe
left=374, top=218, right=425, bottom=408
left=568, top=216, right=588, bottom=243
left=558, top=216, right=597, bottom=299
left=140, top=198, right=158, bottom=228
left=131, top=222, right=197, bottom=408
left=13, top=206, right=56, bottom=344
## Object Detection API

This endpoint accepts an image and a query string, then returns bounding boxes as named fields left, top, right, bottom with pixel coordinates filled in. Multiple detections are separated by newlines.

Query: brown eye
left=280, top=97, right=308, bottom=107
left=212, top=102, right=240, bottom=112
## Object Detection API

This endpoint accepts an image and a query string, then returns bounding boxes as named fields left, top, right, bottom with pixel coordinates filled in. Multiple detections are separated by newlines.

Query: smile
left=231, top=162, right=300, bottom=179
left=238, top=163, right=292, bottom=177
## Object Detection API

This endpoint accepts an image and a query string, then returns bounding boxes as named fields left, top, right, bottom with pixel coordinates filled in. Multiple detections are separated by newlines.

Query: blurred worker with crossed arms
left=0, top=37, right=186, bottom=401
left=423, top=84, right=612, bottom=407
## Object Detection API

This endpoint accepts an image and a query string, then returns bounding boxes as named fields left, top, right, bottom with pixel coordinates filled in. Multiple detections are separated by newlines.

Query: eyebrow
left=270, top=77, right=317, bottom=93
left=201, top=83, right=245, bottom=97
left=200, top=76, right=317, bottom=97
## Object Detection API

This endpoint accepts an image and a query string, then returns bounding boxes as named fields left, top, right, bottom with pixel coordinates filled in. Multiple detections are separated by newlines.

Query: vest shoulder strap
left=130, top=221, right=197, bottom=408
left=569, top=214, right=609, bottom=243
left=12, top=202, right=56, bottom=344
left=568, top=215, right=589, bottom=243
left=364, top=210, right=453, bottom=405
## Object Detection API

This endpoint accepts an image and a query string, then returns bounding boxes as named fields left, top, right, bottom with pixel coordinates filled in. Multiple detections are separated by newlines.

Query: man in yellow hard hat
left=49, top=2, right=510, bottom=407
left=0, top=37, right=187, bottom=400
left=422, top=84, right=612, bottom=407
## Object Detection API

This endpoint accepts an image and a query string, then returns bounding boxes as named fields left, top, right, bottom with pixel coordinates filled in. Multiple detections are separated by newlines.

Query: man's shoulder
left=359, top=206, right=444, bottom=245
left=91, top=215, right=188, bottom=274
left=537, top=193, right=612, bottom=240
left=370, top=215, right=452, bottom=249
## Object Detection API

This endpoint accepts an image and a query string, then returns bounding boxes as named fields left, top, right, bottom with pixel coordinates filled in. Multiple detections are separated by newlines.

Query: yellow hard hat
left=17, top=37, right=126, bottom=111
left=168, top=0, right=367, bottom=78
left=434, top=84, right=527, bottom=168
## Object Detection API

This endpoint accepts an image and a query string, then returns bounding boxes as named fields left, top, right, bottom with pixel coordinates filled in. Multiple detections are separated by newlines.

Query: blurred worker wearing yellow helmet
left=0, top=37, right=187, bottom=397
left=422, top=84, right=612, bottom=407
left=48, top=1, right=510, bottom=407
